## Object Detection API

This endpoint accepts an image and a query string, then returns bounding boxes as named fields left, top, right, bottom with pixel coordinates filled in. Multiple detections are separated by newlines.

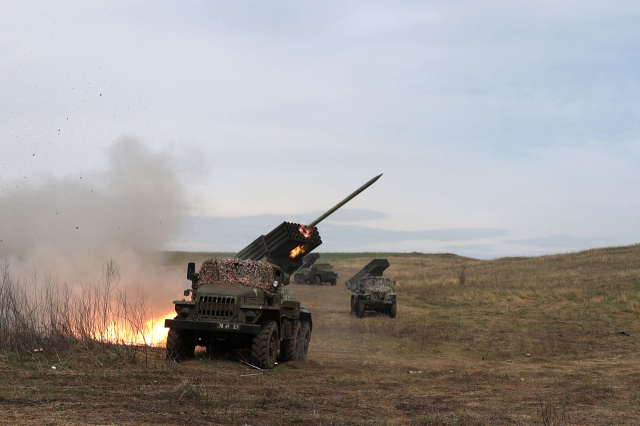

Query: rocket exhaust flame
left=102, top=311, right=175, bottom=346
left=299, top=224, right=313, bottom=238
left=290, top=244, right=309, bottom=258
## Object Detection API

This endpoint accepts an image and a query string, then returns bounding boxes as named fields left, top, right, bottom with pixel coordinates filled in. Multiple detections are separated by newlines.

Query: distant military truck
left=346, top=259, right=397, bottom=318
left=293, top=253, right=338, bottom=285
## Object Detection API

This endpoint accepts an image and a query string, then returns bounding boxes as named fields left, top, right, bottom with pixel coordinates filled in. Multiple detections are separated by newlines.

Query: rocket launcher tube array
left=301, top=253, right=321, bottom=269
left=345, top=259, right=391, bottom=293
left=235, top=223, right=321, bottom=261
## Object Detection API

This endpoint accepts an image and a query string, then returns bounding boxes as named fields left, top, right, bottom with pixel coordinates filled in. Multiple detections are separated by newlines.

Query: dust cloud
left=0, top=137, right=189, bottom=312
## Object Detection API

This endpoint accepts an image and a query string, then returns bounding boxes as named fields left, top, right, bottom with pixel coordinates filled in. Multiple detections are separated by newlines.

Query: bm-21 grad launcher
left=293, top=253, right=339, bottom=285
left=346, top=259, right=397, bottom=318
left=165, top=174, right=382, bottom=369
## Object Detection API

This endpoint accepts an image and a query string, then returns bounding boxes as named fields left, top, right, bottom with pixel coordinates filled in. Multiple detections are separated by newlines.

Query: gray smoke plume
left=0, top=137, right=187, bottom=312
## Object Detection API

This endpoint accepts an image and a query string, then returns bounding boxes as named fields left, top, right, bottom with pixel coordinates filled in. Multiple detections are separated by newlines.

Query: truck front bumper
left=165, top=319, right=261, bottom=334
left=363, top=300, right=393, bottom=309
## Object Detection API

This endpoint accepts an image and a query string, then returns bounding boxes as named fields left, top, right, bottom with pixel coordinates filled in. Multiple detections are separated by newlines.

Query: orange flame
left=290, top=244, right=308, bottom=258
left=299, top=224, right=312, bottom=238
left=103, top=311, right=176, bottom=346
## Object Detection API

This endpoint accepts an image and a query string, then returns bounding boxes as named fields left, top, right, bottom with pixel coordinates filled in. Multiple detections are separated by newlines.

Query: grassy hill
left=1, top=244, right=639, bottom=425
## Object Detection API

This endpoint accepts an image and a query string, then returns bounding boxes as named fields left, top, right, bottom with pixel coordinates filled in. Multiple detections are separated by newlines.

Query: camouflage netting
left=357, top=277, right=396, bottom=301
left=197, top=258, right=276, bottom=297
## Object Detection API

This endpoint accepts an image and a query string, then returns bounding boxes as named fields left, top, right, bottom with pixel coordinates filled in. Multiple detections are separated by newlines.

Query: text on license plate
left=217, top=323, right=240, bottom=330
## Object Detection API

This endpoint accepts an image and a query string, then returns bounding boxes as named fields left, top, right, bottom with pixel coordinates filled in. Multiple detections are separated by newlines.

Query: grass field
left=1, top=245, right=640, bottom=425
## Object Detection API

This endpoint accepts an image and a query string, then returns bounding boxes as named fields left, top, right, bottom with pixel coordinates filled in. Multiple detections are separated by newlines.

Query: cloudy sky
left=1, top=1, right=639, bottom=259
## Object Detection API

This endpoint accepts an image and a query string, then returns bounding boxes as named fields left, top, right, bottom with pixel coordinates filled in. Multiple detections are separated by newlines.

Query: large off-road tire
left=279, top=320, right=300, bottom=362
left=251, top=321, right=279, bottom=369
left=389, top=300, right=397, bottom=318
left=356, top=300, right=366, bottom=318
left=313, top=275, right=322, bottom=285
left=330, top=279, right=336, bottom=286
left=350, top=296, right=356, bottom=315
left=297, top=321, right=311, bottom=361
left=166, top=329, right=195, bottom=361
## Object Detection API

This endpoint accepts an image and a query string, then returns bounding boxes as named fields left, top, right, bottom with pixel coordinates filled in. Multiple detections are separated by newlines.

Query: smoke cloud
left=0, top=137, right=188, bottom=311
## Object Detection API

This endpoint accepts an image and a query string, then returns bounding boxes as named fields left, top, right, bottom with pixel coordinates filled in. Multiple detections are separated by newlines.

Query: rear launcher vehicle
left=165, top=174, right=382, bottom=368
left=346, top=259, right=397, bottom=318
left=293, top=253, right=338, bottom=285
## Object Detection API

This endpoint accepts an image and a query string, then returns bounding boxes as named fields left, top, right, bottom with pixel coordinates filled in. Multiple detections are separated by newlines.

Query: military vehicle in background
left=165, top=174, right=383, bottom=368
left=293, top=253, right=338, bottom=285
left=346, top=259, right=397, bottom=318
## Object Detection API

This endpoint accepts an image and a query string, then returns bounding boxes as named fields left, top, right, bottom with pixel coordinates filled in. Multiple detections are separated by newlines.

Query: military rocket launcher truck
left=293, top=253, right=338, bottom=285
left=346, top=259, right=397, bottom=318
left=164, top=174, right=382, bottom=369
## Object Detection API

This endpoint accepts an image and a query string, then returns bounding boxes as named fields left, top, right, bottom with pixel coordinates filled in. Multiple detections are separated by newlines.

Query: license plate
left=217, top=323, right=240, bottom=330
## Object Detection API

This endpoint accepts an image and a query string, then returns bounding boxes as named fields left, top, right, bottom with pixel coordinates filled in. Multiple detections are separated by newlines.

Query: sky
left=1, top=1, right=640, bottom=259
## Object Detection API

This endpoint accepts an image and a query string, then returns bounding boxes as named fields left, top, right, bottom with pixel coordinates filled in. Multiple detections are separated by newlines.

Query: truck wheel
left=166, top=329, right=195, bottom=361
left=280, top=320, right=300, bottom=362
left=251, top=321, right=278, bottom=369
left=330, top=279, right=336, bottom=286
left=389, top=301, right=397, bottom=318
left=356, top=300, right=366, bottom=318
left=350, top=296, right=356, bottom=315
left=313, top=275, right=322, bottom=285
left=298, top=321, right=311, bottom=361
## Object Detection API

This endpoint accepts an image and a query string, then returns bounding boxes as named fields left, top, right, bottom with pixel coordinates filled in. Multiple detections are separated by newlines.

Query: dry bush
left=0, top=260, right=159, bottom=364
left=538, top=395, right=572, bottom=426
left=458, top=265, right=467, bottom=287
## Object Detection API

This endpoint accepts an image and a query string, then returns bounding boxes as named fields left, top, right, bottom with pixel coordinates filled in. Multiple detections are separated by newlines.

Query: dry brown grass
left=1, top=245, right=640, bottom=425
left=0, top=260, right=160, bottom=364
